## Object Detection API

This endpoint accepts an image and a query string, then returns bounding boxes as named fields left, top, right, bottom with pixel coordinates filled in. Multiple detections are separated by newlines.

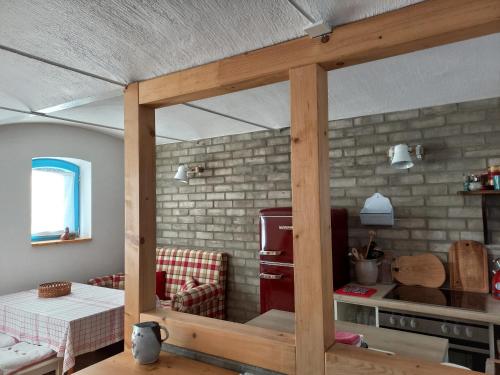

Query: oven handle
left=448, top=343, right=490, bottom=355
left=259, top=250, right=282, bottom=256
left=259, top=273, right=283, bottom=280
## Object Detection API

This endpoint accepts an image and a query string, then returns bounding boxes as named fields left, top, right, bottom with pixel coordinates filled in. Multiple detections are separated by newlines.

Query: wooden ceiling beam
left=138, top=0, right=500, bottom=108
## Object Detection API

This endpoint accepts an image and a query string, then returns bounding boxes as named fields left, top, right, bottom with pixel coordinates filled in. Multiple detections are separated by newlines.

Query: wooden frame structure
left=124, top=1, right=500, bottom=374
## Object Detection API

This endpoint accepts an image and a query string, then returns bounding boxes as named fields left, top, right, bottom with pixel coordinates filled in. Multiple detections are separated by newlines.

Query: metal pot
left=353, top=258, right=380, bottom=286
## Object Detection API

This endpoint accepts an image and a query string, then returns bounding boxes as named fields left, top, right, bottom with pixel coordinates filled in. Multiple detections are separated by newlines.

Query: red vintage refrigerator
left=259, top=207, right=348, bottom=314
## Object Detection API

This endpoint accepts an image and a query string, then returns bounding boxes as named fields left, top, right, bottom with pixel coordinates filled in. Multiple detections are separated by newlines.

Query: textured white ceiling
left=0, top=111, right=124, bottom=139
left=327, top=33, right=500, bottom=120
left=0, top=108, right=23, bottom=123
left=190, top=82, right=291, bottom=129
left=189, top=34, right=500, bottom=126
left=43, top=95, right=263, bottom=144
left=0, top=0, right=306, bottom=83
left=0, top=0, right=498, bottom=143
left=292, top=0, right=422, bottom=27
left=0, top=0, right=422, bottom=83
left=0, top=49, right=118, bottom=111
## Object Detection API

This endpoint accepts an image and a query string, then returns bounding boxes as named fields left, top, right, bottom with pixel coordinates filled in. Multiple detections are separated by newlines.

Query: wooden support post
left=124, top=82, right=157, bottom=350
left=290, top=64, right=334, bottom=375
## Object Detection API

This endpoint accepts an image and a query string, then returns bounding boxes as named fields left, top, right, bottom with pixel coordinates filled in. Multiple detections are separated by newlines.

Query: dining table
left=0, top=282, right=124, bottom=373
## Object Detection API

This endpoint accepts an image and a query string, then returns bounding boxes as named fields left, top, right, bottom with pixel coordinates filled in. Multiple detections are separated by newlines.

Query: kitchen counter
left=334, top=283, right=500, bottom=325
left=246, top=309, right=449, bottom=363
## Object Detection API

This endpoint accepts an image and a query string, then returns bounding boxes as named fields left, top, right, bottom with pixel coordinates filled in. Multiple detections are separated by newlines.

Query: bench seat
left=0, top=341, right=61, bottom=375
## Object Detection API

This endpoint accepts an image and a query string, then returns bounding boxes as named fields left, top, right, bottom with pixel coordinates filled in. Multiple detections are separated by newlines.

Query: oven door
left=379, top=310, right=490, bottom=372
left=448, top=341, right=490, bottom=372
left=376, top=327, right=490, bottom=372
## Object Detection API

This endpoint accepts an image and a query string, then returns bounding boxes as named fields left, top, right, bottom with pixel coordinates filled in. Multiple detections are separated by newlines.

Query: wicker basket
left=38, top=281, right=72, bottom=298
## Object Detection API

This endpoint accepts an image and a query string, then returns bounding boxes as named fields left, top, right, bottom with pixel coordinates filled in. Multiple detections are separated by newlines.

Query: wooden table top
left=246, top=309, right=449, bottom=363
left=75, top=351, right=236, bottom=375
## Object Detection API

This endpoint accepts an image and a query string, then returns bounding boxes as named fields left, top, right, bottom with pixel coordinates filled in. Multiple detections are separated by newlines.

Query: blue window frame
left=31, top=158, right=80, bottom=242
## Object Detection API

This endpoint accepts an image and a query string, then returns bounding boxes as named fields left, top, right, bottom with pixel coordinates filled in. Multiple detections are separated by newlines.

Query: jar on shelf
left=489, top=165, right=500, bottom=188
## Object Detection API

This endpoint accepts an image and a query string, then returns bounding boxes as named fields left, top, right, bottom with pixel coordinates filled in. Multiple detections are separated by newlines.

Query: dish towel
left=336, top=285, right=377, bottom=298
left=335, top=331, right=362, bottom=347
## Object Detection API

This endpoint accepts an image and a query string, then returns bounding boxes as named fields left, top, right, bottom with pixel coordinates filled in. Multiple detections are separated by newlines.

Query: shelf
left=457, top=190, right=500, bottom=244
left=457, top=190, right=500, bottom=195
left=31, top=237, right=92, bottom=247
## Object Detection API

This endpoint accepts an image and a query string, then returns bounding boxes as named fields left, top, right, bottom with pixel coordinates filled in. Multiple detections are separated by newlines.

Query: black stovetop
left=383, top=285, right=487, bottom=312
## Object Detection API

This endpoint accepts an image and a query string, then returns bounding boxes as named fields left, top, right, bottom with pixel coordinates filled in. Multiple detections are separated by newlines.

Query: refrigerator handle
left=259, top=273, right=283, bottom=280
left=259, top=250, right=282, bottom=256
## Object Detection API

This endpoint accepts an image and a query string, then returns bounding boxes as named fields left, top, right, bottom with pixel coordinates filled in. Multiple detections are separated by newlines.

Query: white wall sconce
left=388, top=144, right=424, bottom=169
left=174, top=165, right=205, bottom=183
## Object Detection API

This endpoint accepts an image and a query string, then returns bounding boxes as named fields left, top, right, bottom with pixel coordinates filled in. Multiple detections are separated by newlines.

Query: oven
left=379, top=309, right=490, bottom=372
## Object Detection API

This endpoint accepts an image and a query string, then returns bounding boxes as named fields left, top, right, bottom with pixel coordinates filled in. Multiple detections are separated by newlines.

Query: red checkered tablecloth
left=0, top=282, right=124, bottom=372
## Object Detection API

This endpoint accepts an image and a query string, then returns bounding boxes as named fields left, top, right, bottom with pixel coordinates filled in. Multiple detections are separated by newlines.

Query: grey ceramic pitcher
left=131, top=321, right=169, bottom=364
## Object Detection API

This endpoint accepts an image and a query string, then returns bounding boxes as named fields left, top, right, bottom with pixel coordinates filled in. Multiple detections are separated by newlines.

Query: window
left=31, top=158, right=80, bottom=241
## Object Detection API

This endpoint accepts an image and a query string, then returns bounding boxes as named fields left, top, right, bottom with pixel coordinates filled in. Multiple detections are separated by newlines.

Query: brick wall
left=156, top=97, right=500, bottom=322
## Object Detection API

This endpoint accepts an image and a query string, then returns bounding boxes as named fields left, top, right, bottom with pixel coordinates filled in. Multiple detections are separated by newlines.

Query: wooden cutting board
left=449, top=240, right=489, bottom=293
left=392, top=253, right=445, bottom=288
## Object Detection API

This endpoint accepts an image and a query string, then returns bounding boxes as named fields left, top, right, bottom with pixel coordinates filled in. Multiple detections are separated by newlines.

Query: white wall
left=0, top=123, right=124, bottom=295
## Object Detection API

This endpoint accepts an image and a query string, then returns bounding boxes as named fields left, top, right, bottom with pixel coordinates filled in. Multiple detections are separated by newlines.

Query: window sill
left=31, top=237, right=92, bottom=247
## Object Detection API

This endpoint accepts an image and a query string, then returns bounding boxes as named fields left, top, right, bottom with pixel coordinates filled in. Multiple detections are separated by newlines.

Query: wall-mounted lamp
left=174, top=165, right=205, bottom=183
left=388, top=144, right=424, bottom=169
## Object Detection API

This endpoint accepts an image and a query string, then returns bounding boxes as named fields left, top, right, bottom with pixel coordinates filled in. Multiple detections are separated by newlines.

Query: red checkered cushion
left=185, top=297, right=224, bottom=319
left=179, top=277, right=198, bottom=292
left=88, top=275, right=114, bottom=288
left=172, top=283, right=223, bottom=314
left=112, top=273, right=125, bottom=290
